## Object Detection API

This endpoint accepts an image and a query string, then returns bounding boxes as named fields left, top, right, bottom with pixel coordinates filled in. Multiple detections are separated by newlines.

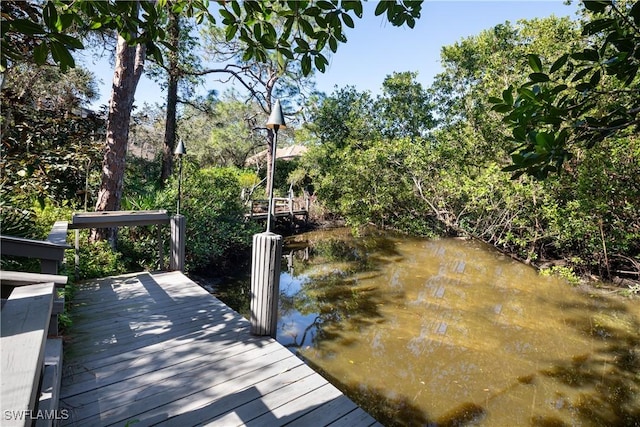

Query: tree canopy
left=1, top=0, right=423, bottom=74
left=2, top=0, right=424, bottom=232
left=302, top=13, right=639, bottom=282
left=490, top=0, right=640, bottom=179
left=3, top=1, right=638, bottom=284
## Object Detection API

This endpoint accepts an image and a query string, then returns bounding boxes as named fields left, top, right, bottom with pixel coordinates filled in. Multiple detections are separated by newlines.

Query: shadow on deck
left=60, top=271, right=380, bottom=426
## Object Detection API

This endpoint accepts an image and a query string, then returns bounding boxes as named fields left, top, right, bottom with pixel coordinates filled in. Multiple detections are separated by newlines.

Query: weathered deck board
left=60, top=271, right=380, bottom=427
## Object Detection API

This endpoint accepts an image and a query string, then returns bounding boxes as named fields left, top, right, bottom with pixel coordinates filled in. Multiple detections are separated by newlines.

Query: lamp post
left=250, top=100, right=286, bottom=337
left=265, top=99, right=286, bottom=232
left=174, top=138, right=186, bottom=215
left=170, top=139, right=186, bottom=272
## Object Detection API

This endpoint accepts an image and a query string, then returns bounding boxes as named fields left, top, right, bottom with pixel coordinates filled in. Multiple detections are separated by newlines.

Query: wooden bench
left=0, top=282, right=63, bottom=427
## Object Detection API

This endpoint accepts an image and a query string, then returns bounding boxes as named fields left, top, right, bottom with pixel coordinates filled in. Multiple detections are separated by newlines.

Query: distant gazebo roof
left=245, top=145, right=308, bottom=167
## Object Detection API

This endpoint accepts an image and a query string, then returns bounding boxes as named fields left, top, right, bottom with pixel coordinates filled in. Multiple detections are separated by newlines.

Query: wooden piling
left=250, top=232, right=282, bottom=337
left=170, top=214, right=186, bottom=272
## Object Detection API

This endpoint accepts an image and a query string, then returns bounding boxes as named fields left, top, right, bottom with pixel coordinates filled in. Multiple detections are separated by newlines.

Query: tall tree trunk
left=160, top=9, right=180, bottom=184
left=92, top=35, right=146, bottom=243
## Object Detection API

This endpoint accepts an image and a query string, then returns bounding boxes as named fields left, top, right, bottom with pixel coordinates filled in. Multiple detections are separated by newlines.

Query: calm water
left=222, top=228, right=640, bottom=426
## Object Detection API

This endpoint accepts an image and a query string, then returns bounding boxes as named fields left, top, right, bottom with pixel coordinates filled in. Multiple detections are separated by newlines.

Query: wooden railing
left=69, top=210, right=186, bottom=273
left=1, top=220, right=70, bottom=334
left=0, top=210, right=187, bottom=426
left=0, top=221, right=70, bottom=427
left=246, top=197, right=310, bottom=221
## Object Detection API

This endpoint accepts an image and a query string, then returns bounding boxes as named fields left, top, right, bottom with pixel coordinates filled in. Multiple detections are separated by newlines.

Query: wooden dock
left=60, top=271, right=380, bottom=426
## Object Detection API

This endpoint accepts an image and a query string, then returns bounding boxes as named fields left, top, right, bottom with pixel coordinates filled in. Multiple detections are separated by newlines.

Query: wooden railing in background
left=246, top=197, right=310, bottom=222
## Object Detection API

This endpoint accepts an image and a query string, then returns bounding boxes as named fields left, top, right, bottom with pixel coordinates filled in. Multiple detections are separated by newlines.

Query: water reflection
left=276, top=228, right=640, bottom=427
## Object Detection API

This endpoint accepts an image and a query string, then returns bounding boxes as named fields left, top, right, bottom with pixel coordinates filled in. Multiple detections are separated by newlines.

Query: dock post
left=170, top=214, right=186, bottom=271
left=250, top=232, right=282, bottom=337
left=75, top=229, right=80, bottom=280
left=305, top=197, right=310, bottom=224
left=157, top=224, right=164, bottom=270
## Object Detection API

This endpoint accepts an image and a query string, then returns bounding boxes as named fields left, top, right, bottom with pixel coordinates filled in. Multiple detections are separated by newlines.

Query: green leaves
left=491, top=103, right=512, bottom=113
left=502, top=129, right=572, bottom=180
left=582, top=18, right=616, bottom=35
left=3, top=1, right=213, bottom=71
left=4, top=6, right=84, bottom=71
left=49, top=40, right=75, bottom=70
left=491, top=0, right=640, bottom=180
left=301, top=54, right=312, bottom=76
left=9, top=19, right=47, bottom=35
left=529, top=72, right=550, bottom=82
left=527, top=54, right=542, bottom=73
left=550, top=54, right=569, bottom=73
left=632, top=1, right=640, bottom=26
left=374, top=0, right=421, bottom=28
left=33, top=44, right=49, bottom=64
left=314, top=54, right=329, bottom=73
left=527, top=55, right=550, bottom=82
left=214, top=1, right=423, bottom=76
left=342, top=12, right=355, bottom=29
left=4, top=1, right=423, bottom=77
left=490, top=85, right=516, bottom=113
left=503, top=86, right=514, bottom=105
left=582, top=1, right=612, bottom=13
left=42, top=2, right=60, bottom=31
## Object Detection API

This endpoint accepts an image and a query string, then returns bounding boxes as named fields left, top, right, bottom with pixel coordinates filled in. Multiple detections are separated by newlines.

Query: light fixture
left=174, top=138, right=186, bottom=156
left=175, top=139, right=186, bottom=215
left=266, top=99, right=286, bottom=130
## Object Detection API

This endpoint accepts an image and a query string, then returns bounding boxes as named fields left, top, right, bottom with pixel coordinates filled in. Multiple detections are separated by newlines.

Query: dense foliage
left=0, top=64, right=104, bottom=242
left=2, top=0, right=425, bottom=245
left=303, top=16, right=639, bottom=283
left=491, top=0, right=640, bottom=179
left=120, top=158, right=261, bottom=273
left=172, top=165, right=260, bottom=272
left=187, top=96, right=267, bottom=169
left=2, top=1, right=637, bottom=287
left=0, top=61, right=260, bottom=276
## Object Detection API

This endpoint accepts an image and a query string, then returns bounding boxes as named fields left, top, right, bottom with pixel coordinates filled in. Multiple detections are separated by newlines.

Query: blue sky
left=85, top=1, right=579, bottom=108
left=313, top=1, right=579, bottom=94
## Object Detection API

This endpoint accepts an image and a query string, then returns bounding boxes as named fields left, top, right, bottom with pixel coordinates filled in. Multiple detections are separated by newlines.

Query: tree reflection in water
left=213, top=227, right=640, bottom=426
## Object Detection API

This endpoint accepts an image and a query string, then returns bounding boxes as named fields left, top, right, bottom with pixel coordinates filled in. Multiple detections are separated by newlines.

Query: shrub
left=173, top=165, right=261, bottom=273
left=73, top=238, right=127, bottom=280
left=120, top=161, right=260, bottom=273
left=539, top=265, right=581, bottom=286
